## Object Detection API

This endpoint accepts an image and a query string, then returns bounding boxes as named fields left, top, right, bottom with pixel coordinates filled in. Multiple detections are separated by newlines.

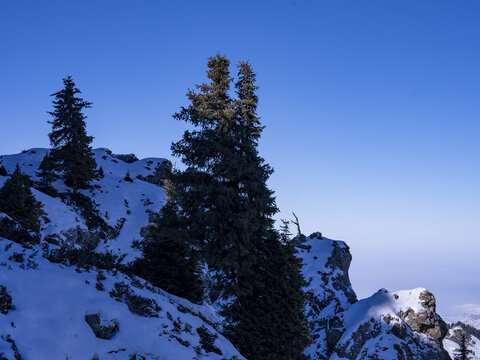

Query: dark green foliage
left=61, top=191, right=109, bottom=232
left=0, top=216, right=40, bottom=244
left=143, top=161, right=172, bottom=187
left=35, top=153, right=58, bottom=197
left=0, top=164, right=43, bottom=233
left=449, top=321, right=480, bottom=340
left=97, top=166, right=104, bottom=179
left=0, top=166, right=7, bottom=177
left=133, top=199, right=204, bottom=304
left=48, top=76, right=97, bottom=191
left=0, top=285, right=13, bottom=314
left=109, top=282, right=161, bottom=317
left=46, top=246, right=122, bottom=271
left=453, top=332, right=473, bottom=360
left=113, top=153, right=139, bottom=163
left=222, top=237, right=310, bottom=360
left=279, top=219, right=292, bottom=244
left=196, top=326, right=221, bottom=355
left=170, top=55, right=310, bottom=359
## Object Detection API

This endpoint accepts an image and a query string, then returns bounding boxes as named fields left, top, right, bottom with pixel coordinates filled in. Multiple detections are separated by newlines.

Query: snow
left=443, top=326, right=480, bottom=360
left=0, top=148, right=167, bottom=261
left=0, top=238, right=244, bottom=360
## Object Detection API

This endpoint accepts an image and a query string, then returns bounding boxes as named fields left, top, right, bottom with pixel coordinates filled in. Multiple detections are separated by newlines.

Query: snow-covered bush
left=61, top=226, right=100, bottom=251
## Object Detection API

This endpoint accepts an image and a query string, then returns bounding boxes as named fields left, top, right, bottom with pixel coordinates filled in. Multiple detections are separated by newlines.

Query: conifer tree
left=35, top=153, right=58, bottom=197
left=133, top=180, right=204, bottom=304
left=0, top=164, right=43, bottom=233
left=48, top=76, right=96, bottom=192
left=454, top=332, right=473, bottom=360
left=170, top=55, right=310, bottom=359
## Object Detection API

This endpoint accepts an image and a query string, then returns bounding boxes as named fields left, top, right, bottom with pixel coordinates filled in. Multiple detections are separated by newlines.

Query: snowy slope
left=0, top=148, right=168, bottom=261
left=0, top=237, right=244, bottom=360
left=444, top=326, right=480, bottom=360
left=0, top=148, right=459, bottom=360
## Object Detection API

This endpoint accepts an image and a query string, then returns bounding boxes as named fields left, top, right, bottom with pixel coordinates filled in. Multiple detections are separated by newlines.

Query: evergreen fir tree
left=35, top=153, right=58, bottom=197
left=279, top=219, right=292, bottom=244
left=171, top=55, right=310, bottom=359
left=48, top=76, right=96, bottom=192
left=0, top=164, right=43, bottom=233
left=454, top=332, right=473, bottom=360
left=133, top=179, right=204, bottom=304
left=0, top=166, right=7, bottom=177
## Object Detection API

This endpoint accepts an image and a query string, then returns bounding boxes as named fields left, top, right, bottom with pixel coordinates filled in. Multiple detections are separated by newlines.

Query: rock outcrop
left=85, top=313, right=119, bottom=340
left=296, top=233, right=357, bottom=359
left=296, top=233, right=451, bottom=360
left=329, top=288, right=451, bottom=360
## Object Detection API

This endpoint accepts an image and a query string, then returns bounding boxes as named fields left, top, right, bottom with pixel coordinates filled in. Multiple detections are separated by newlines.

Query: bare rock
left=85, top=313, right=119, bottom=340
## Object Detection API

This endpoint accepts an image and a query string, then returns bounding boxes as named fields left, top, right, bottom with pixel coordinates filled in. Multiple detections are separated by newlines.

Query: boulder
left=85, top=313, right=119, bottom=340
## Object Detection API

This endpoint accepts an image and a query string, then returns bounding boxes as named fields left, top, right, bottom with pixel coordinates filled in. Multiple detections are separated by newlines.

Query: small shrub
left=61, top=226, right=101, bottom=251
left=197, top=326, right=221, bottom=355
left=0, top=216, right=40, bottom=244
left=46, top=247, right=121, bottom=271
left=61, top=192, right=111, bottom=232
left=124, top=171, right=133, bottom=183
left=109, top=282, right=161, bottom=317
left=0, top=285, right=13, bottom=314
left=114, top=154, right=139, bottom=163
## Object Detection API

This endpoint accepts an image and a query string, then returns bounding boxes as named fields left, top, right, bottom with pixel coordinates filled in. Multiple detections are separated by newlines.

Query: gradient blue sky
left=1, top=0, right=479, bottom=313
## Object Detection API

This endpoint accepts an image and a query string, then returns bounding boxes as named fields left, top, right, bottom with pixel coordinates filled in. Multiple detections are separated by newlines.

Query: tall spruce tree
left=454, top=332, right=473, bottom=360
left=134, top=180, right=204, bottom=304
left=170, top=55, right=310, bottom=359
left=0, top=164, right=43, bottom=233
left=48, top=76, right=96, bottom=192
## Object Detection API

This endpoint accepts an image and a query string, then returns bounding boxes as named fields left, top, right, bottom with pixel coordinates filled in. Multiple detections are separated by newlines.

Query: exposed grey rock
left=397, top=290, right=448, bottom=347
left=330, top=289, right=451, bottom=360
left=85, top=313, right=119, bottom=340
left=296, top=234, right=357, bottom=359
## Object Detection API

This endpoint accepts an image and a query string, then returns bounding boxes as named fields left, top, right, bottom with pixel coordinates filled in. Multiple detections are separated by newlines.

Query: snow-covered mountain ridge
left=0, top=148, right=475, bottom=359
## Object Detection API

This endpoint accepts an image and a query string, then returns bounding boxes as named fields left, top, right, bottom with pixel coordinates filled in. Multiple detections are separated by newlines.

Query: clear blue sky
left=1, top=0, right=479, bottom=313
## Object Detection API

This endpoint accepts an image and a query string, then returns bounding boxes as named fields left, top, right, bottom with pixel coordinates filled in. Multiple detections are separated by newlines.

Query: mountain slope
left=0, top=237, right=243, bottom=360
left=0, top=148, right=457, bottom=359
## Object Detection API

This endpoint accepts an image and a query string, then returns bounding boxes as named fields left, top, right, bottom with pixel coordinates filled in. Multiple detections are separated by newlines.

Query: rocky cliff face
left=297, top=233, right=451, bottom=360
left=296, top=233, right=357, bottom=359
